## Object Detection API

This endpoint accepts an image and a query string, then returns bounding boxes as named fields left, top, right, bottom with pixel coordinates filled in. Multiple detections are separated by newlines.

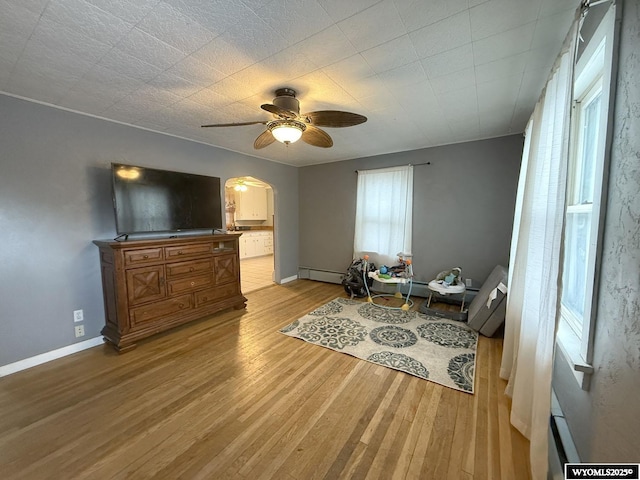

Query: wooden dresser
left=93, top=234, right=246, bottom=352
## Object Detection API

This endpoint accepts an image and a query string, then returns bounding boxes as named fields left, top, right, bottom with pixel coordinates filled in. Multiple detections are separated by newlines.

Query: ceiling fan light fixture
left=234, top=180, right=248, bottom=191
left=268, top=120, right=306, bottom=144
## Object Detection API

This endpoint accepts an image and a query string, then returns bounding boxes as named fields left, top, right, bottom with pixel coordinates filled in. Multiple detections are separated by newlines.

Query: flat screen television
left=112, top=163, right=223, bottom=235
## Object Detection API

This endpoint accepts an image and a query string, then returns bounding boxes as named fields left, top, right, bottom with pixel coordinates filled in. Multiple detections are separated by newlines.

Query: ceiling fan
left=201, top=88, right=367, bottom=149
left=228, top=176, right=268, bottom=191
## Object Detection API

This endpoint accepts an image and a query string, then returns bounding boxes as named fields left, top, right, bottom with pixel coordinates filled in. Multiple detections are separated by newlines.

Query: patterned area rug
left=280, top=297, right=478, bottom=393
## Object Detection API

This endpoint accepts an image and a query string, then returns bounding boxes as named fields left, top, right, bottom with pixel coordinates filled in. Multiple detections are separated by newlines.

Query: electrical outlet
left=465, top=278, right=473, bottom=287
left=73, top=309, right=84, bottom=322
left=75, top=325, right=85, bottom=338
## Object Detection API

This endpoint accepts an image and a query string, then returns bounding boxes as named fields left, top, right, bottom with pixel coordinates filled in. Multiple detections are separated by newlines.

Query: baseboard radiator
left=297, top=267, right=478, bottom=303
left=548, top=389, right=580, bottom=479
left=298, top=267, right=345, bottom=284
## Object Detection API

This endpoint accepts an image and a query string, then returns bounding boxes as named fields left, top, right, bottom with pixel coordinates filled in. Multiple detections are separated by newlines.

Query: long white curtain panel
left=354, top=165, right=413, bottom=267
left=500, top=17, right=579, bottom=480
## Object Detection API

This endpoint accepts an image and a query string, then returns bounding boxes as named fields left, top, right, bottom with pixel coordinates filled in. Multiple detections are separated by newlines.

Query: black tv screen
left=112, top=163, right=223, bottom=234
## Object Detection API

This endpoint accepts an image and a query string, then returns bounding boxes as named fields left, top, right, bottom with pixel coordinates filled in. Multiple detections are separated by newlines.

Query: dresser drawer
left=195, top=283, right=239, bottom=306
left=165, top=243, right=211, bottom=260
left=130, top=294, right=192, bottom=327
left=124, top=247, right=163, bottom=265
left=167, top=274, right=213, bottom=295
left=166, top=259, right=213, bottom=278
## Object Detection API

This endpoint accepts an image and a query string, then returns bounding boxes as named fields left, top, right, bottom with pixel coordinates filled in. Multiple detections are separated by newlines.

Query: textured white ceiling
left=0, top=0, right=579, bottom=166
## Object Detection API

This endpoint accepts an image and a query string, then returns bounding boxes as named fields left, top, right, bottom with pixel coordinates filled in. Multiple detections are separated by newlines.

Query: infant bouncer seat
left=420, top=267, right=469, bottom=321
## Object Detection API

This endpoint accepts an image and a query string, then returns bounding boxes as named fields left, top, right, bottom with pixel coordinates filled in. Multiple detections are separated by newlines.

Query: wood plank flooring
left=0, top=280, right=530, bottom=479
left=240, top=254, right=274, bottom=293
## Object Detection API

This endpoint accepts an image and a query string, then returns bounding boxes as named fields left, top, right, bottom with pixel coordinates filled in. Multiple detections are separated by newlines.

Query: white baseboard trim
left=0, top=336, right=104, bottom=377
left=279, top=275, right=298, bottom=284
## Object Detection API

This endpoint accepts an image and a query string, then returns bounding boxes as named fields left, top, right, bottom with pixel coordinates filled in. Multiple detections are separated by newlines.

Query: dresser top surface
left=93, top=233, right=241, bottom=249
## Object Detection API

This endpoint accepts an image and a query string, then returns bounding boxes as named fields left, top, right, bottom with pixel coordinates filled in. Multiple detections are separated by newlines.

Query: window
left=557, top=4, right=617, bottom=389
left=353, top=165, right=413, bottom=266
left=562, top=77, right=602, bottom=336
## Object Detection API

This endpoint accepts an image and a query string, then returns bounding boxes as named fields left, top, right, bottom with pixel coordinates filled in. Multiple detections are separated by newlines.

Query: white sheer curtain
left=500, top=19, right=578, bottom=480
left=354, top=165, right=413, bottom=266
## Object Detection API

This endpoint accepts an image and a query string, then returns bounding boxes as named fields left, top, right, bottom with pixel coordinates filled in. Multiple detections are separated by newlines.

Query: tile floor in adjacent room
left=240, top=254, right=274, bottom=293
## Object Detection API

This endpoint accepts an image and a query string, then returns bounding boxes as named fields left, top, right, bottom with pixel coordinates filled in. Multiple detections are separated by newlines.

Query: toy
left=435, top=267, right=462, bottom=286
left=364, top=252, right=415, bottom=311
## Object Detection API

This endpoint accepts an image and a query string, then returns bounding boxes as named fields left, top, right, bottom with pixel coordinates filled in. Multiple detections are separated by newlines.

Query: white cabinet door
left=252, top=188, right=268, bottom=220
left=263, top=232, right=273, bottom=254
left=246, top=237, right=260, bottom=257
left=235, top=191, right=249, bottom=220
left=239, top=236, right=248, bottom=258
left=235, top=186, right=267, bottom=221
left=239, top=233, right=259, bottom=258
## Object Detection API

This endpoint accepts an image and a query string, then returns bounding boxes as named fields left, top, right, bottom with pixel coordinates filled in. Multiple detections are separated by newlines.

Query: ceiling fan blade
left=201, top=121, right=267, bottom=128
left=261, top=103, right=298, bottom=119
left=301, top=125, right=333, bottom=148
left=303, top=110, right=367, bottom=128
left=254, top=130, right=276, bottom=149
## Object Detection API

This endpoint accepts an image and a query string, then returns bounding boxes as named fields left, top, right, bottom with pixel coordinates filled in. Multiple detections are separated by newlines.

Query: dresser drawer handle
left=190, top=281, right=195, bottom=286
left=178, top=250, right=183, bottom=255
left=143, top=254, right=149, bottom=259
left=179, top=303, right=185, bottom=308
left=189, top=267, right=194, bottom=272
left=202, top=296, right=208, bottom=301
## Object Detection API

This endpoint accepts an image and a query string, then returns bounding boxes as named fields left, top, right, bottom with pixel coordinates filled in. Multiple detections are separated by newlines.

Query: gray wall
left=298, top=135, right=523, bottom=287
left=0, top=94, right=298, bottom=366
left=553, top=0, right=640, bottom=461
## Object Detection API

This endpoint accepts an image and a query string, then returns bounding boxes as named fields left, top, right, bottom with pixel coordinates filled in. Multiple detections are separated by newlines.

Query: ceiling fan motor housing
left=273, top=88, right=300, bottom=115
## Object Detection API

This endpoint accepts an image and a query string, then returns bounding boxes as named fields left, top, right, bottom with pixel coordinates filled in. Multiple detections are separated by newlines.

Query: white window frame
left=556, top=4, right=618, bottom=390
left=562, top=76, right=603, bottom=337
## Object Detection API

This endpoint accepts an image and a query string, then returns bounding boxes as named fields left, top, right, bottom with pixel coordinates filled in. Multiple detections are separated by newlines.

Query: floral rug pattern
left=280, top=297, right=477, bottom=393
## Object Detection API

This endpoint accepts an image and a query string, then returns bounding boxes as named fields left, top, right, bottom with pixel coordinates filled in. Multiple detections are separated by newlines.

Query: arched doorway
left=225, top=176, right=275, bottom=293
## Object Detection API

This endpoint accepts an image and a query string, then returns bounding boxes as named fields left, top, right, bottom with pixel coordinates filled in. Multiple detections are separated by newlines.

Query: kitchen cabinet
left=239, top=231, right=273, bottom=259
left=235, top=186, right=267, bottom=221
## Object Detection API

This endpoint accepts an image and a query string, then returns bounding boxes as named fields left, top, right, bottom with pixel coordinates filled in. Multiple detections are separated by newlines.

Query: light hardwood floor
left=0, top=280, right=530, bottom=479
left=240, top=254, right=274, bottom=293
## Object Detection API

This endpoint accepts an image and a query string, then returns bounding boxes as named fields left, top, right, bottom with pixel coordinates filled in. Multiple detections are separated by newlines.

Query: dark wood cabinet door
left=214, top=254, right=238, bottom=285
left=126, top=265, right=166, bottom=306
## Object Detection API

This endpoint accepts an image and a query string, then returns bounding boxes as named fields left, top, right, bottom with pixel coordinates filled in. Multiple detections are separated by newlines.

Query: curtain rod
left=354, top=161, right=431, bottom=173
left=583, top=0, right=613, bottom=7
